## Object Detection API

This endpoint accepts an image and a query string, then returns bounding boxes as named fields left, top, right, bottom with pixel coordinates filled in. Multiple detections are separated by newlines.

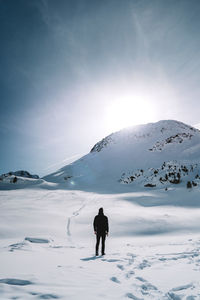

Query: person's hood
left=98, top=208, right=104, bottom=215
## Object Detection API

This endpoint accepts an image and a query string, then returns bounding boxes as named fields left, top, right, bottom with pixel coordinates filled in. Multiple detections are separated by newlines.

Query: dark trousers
left=96, top=233, right=106, bottom=255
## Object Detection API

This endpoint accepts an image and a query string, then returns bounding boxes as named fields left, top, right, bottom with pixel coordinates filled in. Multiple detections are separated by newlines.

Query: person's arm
left=106, top=216, right=109, bottom=235
left=93, top=216, right=97, bottom=234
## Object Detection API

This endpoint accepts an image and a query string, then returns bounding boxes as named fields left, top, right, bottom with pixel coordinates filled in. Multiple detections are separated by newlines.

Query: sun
left=105, top=95, right=156, bottom=132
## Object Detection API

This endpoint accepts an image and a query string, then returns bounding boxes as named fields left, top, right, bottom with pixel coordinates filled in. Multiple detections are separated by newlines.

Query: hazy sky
left=1, top=0, right=200, bottom=176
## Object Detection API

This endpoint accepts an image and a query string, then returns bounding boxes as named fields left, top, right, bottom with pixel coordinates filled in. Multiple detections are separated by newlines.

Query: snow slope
left=0, top=170, right=43, bottom=190
left=1, top=188, right=200, bottom=299
left=44, top=120, right=200, bottom=192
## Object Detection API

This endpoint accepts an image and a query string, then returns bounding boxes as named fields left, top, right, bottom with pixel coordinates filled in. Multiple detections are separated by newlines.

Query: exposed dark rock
left=169, top=179, right=180, bottom=184
left=0, top=170, right=39, bottom=181
left=64, top=175, right=72, bottom=181
left=149, top=133, right=193, bottom=152
left=187, top=181, right=192, bottom=188
left=144, top=183, right=156, bottom=187
left=13, top=176, right=18, bottom=183
left=90, top=135, right=114, bottom=152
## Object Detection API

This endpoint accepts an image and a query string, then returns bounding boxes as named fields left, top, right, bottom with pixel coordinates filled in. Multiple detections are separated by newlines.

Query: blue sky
left=1, top=0, right=200, bottom=176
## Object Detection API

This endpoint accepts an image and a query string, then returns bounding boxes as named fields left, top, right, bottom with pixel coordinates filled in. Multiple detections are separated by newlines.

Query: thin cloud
left=43, top=153, right=85, bottom=172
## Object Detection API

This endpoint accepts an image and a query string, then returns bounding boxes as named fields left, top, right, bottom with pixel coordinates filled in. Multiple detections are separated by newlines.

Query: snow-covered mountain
left=44, top=120, right=200, bottom=192
left=0, top=170, right=42, bottom=188
left=0, top=170, right=39, bottom=180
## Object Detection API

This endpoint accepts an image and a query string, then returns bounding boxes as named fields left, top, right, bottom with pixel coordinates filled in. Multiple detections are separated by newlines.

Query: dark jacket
left=93, top=211, right=109, bottom=234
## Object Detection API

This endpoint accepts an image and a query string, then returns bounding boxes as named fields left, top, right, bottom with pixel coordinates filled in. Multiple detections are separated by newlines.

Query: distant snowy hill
left=0, top=170, right=39, bottom=180
left=44, top=120, right=200, bottom=192
left=0, top=170, right=42, bottom=189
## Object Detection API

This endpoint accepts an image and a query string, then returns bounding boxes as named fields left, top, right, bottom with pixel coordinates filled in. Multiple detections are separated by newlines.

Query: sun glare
left=105, top=96, right=156, bottom=132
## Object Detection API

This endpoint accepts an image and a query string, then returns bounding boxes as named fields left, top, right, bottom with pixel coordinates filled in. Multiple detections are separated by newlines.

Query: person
left=93, top=207, right=109, bottom=256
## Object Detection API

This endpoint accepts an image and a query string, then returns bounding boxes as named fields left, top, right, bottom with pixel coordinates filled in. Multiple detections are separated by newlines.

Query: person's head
left=98, top=207, right=104, bottom=215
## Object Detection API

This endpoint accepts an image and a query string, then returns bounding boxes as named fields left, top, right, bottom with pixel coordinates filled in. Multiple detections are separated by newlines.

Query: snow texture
left=1, top=188, right=200, bottom=299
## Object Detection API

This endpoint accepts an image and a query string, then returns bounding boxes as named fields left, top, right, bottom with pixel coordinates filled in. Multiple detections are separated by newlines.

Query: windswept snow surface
left=1, top=188, right=200, bottom=299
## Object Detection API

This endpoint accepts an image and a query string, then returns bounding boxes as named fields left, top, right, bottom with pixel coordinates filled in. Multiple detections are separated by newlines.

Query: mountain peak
left=43, top=119, right=200, bottom=192
left=90, top=120, right=198, bottom=153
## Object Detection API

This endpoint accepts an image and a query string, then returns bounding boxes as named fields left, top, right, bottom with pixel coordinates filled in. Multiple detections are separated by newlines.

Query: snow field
left=0, top=188, right=200, bottom=299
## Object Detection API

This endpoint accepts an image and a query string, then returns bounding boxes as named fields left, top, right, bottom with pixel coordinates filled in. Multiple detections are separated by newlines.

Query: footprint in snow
left=39, top=295, right=59, bottom=299
left=125, top=292, right=143, bottom=300
left=101, top=259, right=121, bottom=262
left=170, top=283, right=194, bottom=292
left=141, top=282, right=158, bottom=292
left=167, top=292, right=183, bottom=300
left=117, top=264, right=125, bottom=270
left=137, top=259, right=151, bottom=269
left=30, top=292, right=59, bottom=299
left=9, top=242, right=26, bottom=252
left=0, top=278, right=33, bottom=286
left=110, top=277, right=120, bottom=284
left=125, top=253, right=136, bottom=265
left=25, top=237, right=50, bottom=243
left=136, top=277, right=158, bottom=289
left=136, top=277, right=147, bottom=282
left=125, top=270, right=135, bottom=279
left=135, top=277, right=158, bottom=296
